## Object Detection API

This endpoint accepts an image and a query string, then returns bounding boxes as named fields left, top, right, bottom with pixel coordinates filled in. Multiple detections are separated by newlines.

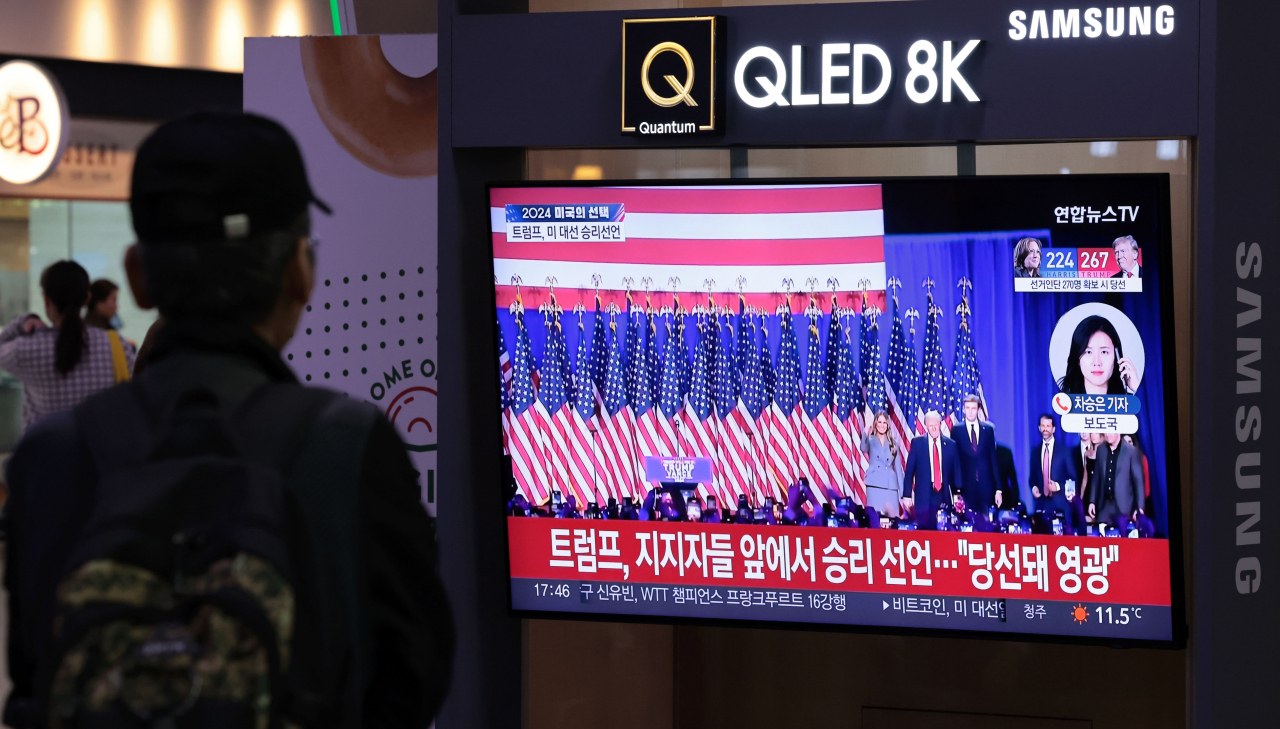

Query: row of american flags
left=499, top=278, right=987, bottom=511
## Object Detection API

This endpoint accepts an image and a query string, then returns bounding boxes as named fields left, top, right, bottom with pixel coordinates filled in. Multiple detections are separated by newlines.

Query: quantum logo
left=622, top=17, right=721, bottom=135
left=641, top=42, right=697, bottom=107
left=0, top=60, right=68, bottom=185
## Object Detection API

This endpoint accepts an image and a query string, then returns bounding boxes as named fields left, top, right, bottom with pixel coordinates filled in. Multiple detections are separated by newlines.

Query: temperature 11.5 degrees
left=1095, top=606, right=1143, bottom=625
left=534, top=582, right=571, bottom=598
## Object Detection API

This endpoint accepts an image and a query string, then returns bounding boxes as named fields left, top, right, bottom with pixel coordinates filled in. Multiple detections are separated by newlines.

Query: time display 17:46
left=534, top=582, right=571, bottom=598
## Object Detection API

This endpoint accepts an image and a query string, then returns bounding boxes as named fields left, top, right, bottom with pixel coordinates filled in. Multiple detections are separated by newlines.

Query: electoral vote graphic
left=493, top=177, right=1175, bottom=642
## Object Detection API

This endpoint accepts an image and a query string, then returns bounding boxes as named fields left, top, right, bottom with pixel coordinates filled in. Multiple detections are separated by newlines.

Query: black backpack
left=32, top=380, right=376, bottom=729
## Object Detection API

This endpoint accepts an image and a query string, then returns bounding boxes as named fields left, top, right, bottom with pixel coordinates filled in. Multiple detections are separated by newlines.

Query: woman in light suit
left=861, top=411, right=905, bottom=518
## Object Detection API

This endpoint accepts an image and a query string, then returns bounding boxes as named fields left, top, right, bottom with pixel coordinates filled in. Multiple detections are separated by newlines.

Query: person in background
left=1111, top=235, right=1141, bottom=279
left=994, top=441, right=1021, bottom=512
left=4, top=112, right=452, bottom=729
left=950, top=393, right=1001, bottom=514
left=1089, top=432, right=1145, bottom=528
left=1123, top=431, right=1152, bottom=514
left=1078, top=431, right=1103, bottom=516
left=0, top=261, right=133, bottom=430
left=902, top=410, right=961, bottom=530
left=84, top=279, right=120, bottom=331
left=1013, top=237, right=1043, bottom=278
left=861, top=410, right=904, bottom=518
left=1029, top=414, right=1078, bottom=533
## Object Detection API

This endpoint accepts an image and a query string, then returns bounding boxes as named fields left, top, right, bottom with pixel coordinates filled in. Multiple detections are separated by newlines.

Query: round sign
left=1048, top=302, right=1146, bottom=393
left=0, top=60, right=70, bottom=185
left=1051, top=392, right=1072, bottom=415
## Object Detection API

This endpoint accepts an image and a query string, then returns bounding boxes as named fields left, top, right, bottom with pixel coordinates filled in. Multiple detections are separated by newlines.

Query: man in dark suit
left=995, top=442, right=1021, bottom=512
left=903, top=410, right=962, bottom=530
left=950, top=394, right=1002, bottom=515
left=1110, top=235, right=1141, bottom=279
left=1089, top=432, right=1145, bottom=528
left=1030, top=414, right=1079, bottom=533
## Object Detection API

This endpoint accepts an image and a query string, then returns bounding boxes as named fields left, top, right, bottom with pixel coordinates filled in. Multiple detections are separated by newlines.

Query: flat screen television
left=490, top=175, right=1183, bottom=645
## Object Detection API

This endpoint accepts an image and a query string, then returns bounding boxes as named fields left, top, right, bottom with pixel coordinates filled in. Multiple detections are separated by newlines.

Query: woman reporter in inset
left=1014, top=237, right=1043, bottom=278
left=861, top=410, right=905, bottom=518
left=1056, top=315, right=1141, bottom=395
left=0, top=261, right=133, bottom=430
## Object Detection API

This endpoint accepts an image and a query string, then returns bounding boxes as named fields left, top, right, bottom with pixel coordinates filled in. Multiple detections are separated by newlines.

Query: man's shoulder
left=6, top=410, right=86, bottom=486
left=12, top=410, right=81, bottom=455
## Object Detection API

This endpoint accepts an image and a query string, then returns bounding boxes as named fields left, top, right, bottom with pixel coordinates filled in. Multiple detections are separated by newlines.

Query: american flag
left=507, top=311, right=551, bottom=505
left=498, top=318, right=512, bottom=456
left=632, top=307, right=665, bottom=497
left=885, top=300, right=923, bottom=462
left=833, top=316, right=867, bottom=504
left=757, top=317, right=782, bottom=501
left=600, top=316, right=638, bottom=502
left=863, top=311, right=888, bottom=419
left=657, top=315, right=685, bottom=453
left=714, top=313, right=751, bottom=505
left=798, top=309, right=839, bottom=504
left=685, top=317, right=722, bottom=504
left=738, top=312, right=768, bottom=504
left=535, top=309, right=592, bottom=510
left=647, top=309, right=662, bottom=407
left=491, top=183, right=888, bottom=508
left=919, top=289, right=951, bottom=432
left=590, top=296, right=609, bottom=406
left=571, top=316, right=605, bottom=505
left=950, top=291, right=989, bottom=422
left=767, top=307, right=804, bottom=503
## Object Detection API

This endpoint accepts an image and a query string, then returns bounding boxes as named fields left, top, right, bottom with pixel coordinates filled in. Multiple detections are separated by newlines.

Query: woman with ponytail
left=0, top=260, right=134, bottom=429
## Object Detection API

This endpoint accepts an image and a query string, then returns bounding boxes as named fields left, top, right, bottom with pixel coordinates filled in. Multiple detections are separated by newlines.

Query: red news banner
left=508, top=517, right=1172, bottom=606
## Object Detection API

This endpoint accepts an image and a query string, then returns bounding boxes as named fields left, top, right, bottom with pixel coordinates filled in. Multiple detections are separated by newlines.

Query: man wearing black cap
left=4, top=113, right=453, bottom=728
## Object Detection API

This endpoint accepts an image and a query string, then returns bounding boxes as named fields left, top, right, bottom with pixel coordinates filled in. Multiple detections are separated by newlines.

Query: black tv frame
left=486, top=173, right=1185, bottom=650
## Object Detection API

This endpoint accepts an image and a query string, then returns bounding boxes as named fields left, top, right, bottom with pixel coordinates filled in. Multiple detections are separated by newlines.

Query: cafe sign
left=0, top=60, right=69, bottom=185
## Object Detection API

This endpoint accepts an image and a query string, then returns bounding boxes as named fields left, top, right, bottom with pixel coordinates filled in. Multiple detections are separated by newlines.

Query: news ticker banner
left=508, top=517, right=1174, bottom=641
left=245, top=35, right=439, bottom=515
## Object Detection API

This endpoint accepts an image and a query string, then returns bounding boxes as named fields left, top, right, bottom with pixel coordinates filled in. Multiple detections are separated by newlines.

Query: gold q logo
left=641, top=42, right=697, bottom=107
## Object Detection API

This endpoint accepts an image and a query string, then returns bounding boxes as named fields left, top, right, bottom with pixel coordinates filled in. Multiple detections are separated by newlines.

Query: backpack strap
left=235, top=386, right=381, bottom=729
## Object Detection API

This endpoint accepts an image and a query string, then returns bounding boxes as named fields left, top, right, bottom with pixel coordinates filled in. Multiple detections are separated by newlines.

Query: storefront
left=0, top=55, right=239, bottom=446
left=427, top=0, right=1276, bottom=727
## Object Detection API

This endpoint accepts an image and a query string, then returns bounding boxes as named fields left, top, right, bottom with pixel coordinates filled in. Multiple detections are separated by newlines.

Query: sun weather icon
left=1071, top=604, right=1089, bottom=624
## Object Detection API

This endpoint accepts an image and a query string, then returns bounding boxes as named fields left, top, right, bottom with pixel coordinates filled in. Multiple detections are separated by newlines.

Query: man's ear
left=124, top=244, right=153, bottom=309
left=282, top=237, right=314, bottom=306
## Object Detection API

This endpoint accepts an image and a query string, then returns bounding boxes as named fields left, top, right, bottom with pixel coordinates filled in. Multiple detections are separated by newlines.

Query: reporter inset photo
left=1049, top=303, right=1146, bottom=395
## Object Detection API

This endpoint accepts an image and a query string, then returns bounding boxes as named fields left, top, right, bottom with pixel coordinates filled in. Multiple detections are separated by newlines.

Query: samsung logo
left=1235, top=242, right=1263, bottom=595
left=1008, top=6, right=1175, bottom=39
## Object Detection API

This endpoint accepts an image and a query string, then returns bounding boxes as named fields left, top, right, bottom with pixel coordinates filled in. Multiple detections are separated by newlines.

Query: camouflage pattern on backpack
left=47, top=554, right=293, bottom=729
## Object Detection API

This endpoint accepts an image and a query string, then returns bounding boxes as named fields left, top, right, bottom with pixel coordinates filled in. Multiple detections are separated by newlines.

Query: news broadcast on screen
left=491, top=175, right=1180, bottom=643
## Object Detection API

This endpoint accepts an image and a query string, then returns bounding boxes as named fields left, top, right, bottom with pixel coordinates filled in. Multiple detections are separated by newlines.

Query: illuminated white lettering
left=905, top=40, right=938, bottom=103
left=790, top=45, right=819, bottom=106
left=1009, top=10, right=1028, bottom=40
left=821, top=43, right=851, bottom=105
left=735, top=46, right=789, bottom=108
